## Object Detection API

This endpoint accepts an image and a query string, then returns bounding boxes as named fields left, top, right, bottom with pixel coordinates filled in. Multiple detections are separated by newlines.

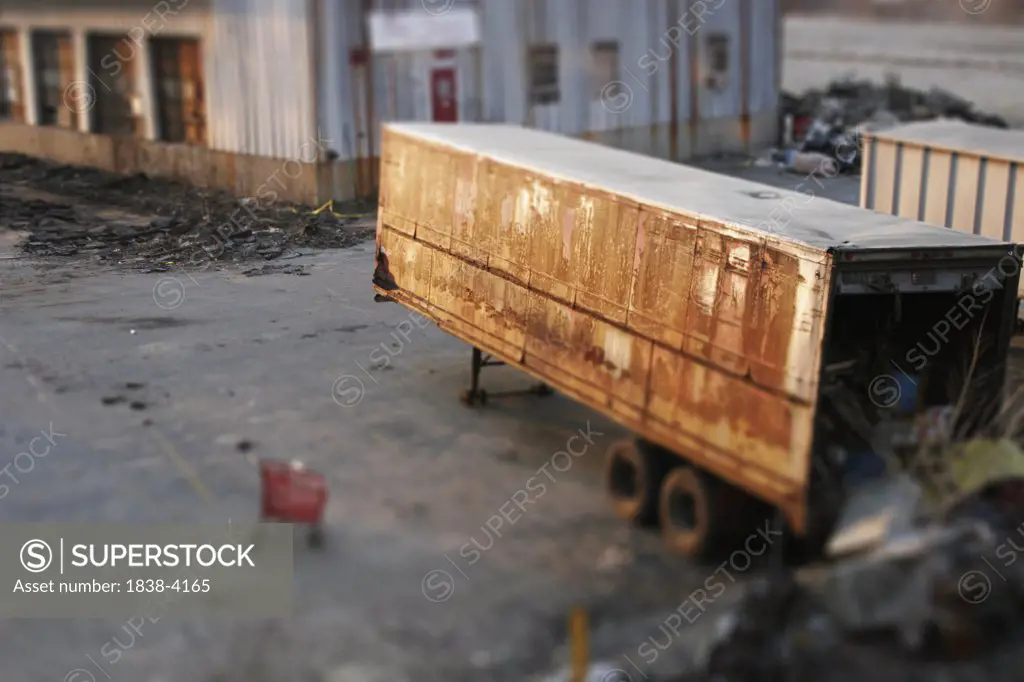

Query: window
left=150, top=37, right=206, bottom=144
left=590, top=41, right=619, bottom=100
left=528, top=44, right=559, bottom=105
left=31, top=30, right=74, bottom=127
left=0, top=30, right=18, bottom=120
left=705, top=33, right=730, bottom=89
left=87, top=33, right=139, bottom=136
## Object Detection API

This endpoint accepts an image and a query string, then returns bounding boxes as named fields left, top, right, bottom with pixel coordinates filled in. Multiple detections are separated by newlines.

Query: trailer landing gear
left=459, top=346, right=553, bottom=408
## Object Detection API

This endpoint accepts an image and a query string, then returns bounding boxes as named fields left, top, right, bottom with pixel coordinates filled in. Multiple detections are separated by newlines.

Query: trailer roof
left=387, top=123, right=1008, bottom=253
left=863, top=119, right=1024, bottom=166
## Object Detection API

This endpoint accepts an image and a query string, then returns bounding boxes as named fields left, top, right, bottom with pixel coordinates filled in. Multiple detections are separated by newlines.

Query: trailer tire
left=604, top=438, right=667, bottom=527
left=658, top=466, right=723, bottom=560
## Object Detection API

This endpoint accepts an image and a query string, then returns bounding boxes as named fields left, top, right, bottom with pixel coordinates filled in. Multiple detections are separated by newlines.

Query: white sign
left=368, top=8, right=480, bottom=53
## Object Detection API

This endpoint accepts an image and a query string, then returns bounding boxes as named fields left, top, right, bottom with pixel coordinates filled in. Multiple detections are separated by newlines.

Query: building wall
left=207, top=0, right=318, bottom=159
left=0, top=0, right=324, bottom=204
left=0, top=0, right=318, bottom=160
left=319, top=0, right=780, bottom=177
left=0, top=0, right=206, bottom=136
left=0, top=0, right=781, bottom=202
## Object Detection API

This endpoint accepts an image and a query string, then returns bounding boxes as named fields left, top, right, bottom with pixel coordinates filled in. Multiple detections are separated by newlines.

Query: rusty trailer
left=374, top=123, right=1020, bottom=558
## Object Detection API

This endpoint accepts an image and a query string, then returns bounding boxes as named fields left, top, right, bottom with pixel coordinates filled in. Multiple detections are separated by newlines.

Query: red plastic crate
left=259, top=459, right=327, bottom=526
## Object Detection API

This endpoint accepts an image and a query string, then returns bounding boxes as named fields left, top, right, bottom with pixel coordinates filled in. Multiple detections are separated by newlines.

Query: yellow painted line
left=570, top=606, right=589, bottom=682
left=150, top=428, right=214, bottom=503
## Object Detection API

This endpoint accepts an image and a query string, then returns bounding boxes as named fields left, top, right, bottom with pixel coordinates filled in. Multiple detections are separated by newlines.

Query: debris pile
left=773, top=75, right=1010, bottom=175
left=0, top=153, right=376, bottom=272
left=688, top=441, right=1024, bottom=682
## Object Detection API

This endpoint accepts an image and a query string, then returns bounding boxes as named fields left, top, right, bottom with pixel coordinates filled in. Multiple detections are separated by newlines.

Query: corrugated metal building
left=0, top=0, right=782, bottom=202
left=0, top=0, right=318, bottom=158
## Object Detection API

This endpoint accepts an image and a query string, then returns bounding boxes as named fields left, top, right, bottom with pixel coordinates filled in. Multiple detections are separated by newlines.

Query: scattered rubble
left=773, top=74, right=1011, bottom=175
left=0, top=153, right=376, bottom=273
left=684, top=443, right=1024, bottom=682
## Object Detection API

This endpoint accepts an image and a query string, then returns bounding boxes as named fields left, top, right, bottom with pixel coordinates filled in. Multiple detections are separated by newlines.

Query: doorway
left=150, top=36, right=206, bottom=144
left=30, top=30, right=75, bottom=128
left=86, top=33, right=138, bottom=136
left=430, top=66, right=457, bottom=123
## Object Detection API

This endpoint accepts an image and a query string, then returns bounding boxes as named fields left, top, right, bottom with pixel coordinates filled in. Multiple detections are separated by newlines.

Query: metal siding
left=952, top=153, right=981, bottom=232
left=317, top=0, right=345, bottom=156
left=945, top=152, right=959, bottom=228
left=555, top=0, right=585, bottom=136
left=918, top=147, right=930, bottom=221
left=872, top=138, right=897, bottom=215
left=340, top=0, right=362, bottom=162
left=620, top=0, right=657, bottom=133
left=860, top=136, right=873, bottom=209
left=650, top=0, right=672, bottom=127
left=673, top=0, right=691, bottom=126
left=897, top=144, right=925, bottom=220
left=891, top=143, right=903, bottom=218
left=1013, top=167, right=1024, bottom=302
left=923, top=149, right=952, bottom=227
left=749, top=0, right=777, bottom=113
left=207, top=0, right=315, bottom=159
left=980, top=159, right=1008, bottom=241
left=480, top=0, right=515, bottom=122
left=586, top=0, right=619, bottom=39
left=457, top=46, right=480, bottom=121
left=698, top=0, right=741, bottom=119
left=319, top=0, right=778, bottom=168
left=973, top=157, right=988, bottom=236
left=1007, top=163, right=1020, bottom=242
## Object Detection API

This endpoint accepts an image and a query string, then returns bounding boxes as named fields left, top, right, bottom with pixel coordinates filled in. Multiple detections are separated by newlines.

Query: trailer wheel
left=659, top=466, right=721, bottom=559
left=604, top=438, right=667, bottom=527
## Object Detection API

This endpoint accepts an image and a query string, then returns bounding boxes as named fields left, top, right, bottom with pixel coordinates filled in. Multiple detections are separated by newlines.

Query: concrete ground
left=0, top=150, right=857, bottom=681
left=1, top=247, right=759, bottom=681
left=0, top=82, right=921, bottom=681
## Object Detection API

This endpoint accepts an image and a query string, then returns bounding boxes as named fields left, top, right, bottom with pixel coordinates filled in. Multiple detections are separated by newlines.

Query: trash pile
left=687, top=438, right=1024, bottom=682
left=0, top=153, right=376, bottom=272
left=770, top=75, right=1010, bottom=176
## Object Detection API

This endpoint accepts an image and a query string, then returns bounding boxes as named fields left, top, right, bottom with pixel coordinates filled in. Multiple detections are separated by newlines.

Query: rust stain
left=582, top=345, right=618, bottom=373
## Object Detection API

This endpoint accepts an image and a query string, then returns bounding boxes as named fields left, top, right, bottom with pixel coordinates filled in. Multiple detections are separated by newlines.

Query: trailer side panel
left=376, top=125, right=834, bottom=531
